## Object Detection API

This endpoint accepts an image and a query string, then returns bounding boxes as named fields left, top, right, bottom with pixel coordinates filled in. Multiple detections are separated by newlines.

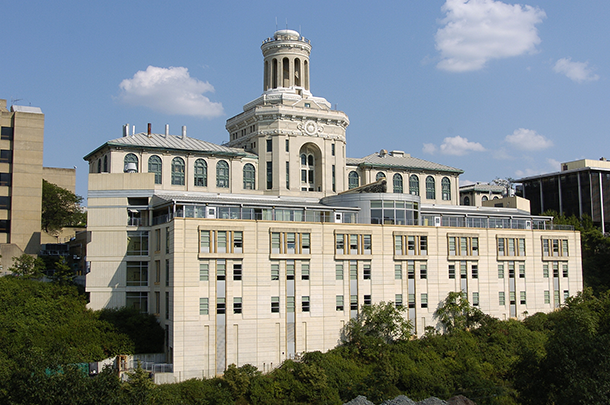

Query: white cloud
left=423, top=143, right=438, bottom=154
left=546, top=158, right=561, bottom=171
left=435, top=0, right=546, bottom=72
left=440, top=135, right=486, bottom=155
left=493, top=148, right=513, bottom=160
left=119, top=66, right=224, bottom=117
left=504, top=128, right=552, bottom=151
left=553, top=58, right=599, bottom=83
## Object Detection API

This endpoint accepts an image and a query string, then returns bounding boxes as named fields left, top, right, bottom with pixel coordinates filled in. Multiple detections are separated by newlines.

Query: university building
left=84, top=30, right=583, bottom=380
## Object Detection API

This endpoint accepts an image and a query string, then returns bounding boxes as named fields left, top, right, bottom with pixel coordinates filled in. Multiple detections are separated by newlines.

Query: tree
left=50, top=256, right=75, bottom=285
left=98, top=307, right=165, bottom=354
left=41, top=179, right=86, bottom=235
left=434, top=291, right=486, bottom=333
left=340, top=301, right=412, bottom=347
left=8, top=253, right=45, bottom=279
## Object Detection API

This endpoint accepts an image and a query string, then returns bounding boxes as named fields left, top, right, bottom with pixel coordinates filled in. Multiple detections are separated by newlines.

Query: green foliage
left=341, top=301, right=413, bottom=348
left=50, top=256, right=76, bottom=285
left=8, top=253, right=45, bottom=279
left=98, top=307, right=165, bottom=354
left=41, top=179, right=86, bottom=235
left=121, top=364, right=156, bottom=405
left=434, top=291, right=487, bottom=333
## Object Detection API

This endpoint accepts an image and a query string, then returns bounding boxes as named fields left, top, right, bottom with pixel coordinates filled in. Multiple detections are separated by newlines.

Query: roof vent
left=123, top=124, right=129, bottom=137
left=181, top=126, right=187, bottom=139
left=125, top=163, right=137, bottom=173
left=147, top=123, right=152, bottom=137
left=390, top=150, right=405, bottom=157
left=379, top=149, right=388, bottom=157
left=165, top=124, right=169, bottom=137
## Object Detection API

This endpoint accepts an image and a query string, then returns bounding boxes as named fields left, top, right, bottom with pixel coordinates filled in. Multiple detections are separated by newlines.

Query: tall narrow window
left=103, top=155, right=108, bottom=172
left=409, top=175, right=419, bottom=196
left=348, top=171, right=359, bottom=189
left=148, top=155, right=162, bottom=184
left=426, top=176, right=435, bottom=199
left=332, top=165, right=336, bottom=192
left=171, top=157, right=185, bottom=185
left=266, top=162, right=273, bottom=189
left=393, top=174, right=403, bottom=193
left=286, top=161, right=290, bottom=189
left=194, top=159, right=207, bottom=187
left=441, top=177, right=451, bottom=201
left=243, top=163, right=255, bottom=189
left=216, top=160, right=229, bottom=188
left=124, top=153, right=138, bottom=172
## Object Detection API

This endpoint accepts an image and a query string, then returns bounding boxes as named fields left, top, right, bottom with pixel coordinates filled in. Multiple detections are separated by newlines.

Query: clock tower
left=226, top=29, right=349, bottom=196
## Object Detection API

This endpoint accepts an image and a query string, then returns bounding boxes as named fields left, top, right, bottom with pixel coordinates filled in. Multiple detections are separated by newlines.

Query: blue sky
left=3, top=0, right=609, bottom=199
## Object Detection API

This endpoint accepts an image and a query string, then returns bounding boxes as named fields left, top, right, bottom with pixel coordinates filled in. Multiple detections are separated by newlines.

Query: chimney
left=147, top=123, right=152, bottom=137
left=165, top=124, right=169, bottom=137
left=123, top=124, right=129, bottom=137
left=182, top=126, right=187, bottom=139
left=132, top=125, right=136, bottom=135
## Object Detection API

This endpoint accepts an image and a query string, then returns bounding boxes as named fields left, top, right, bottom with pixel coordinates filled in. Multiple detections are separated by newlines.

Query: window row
left=543, top=262, right=569, bottom=278
left=347, top=172, right=452, bottom=200
left=394, top=234, right=428, bottom=256
left=394, top=293, right=429, bottom=309
left=127, top=258, right=171, bottom=287
left=448, top=262, right=479, bottom=279
left=335, top=233, right=372, bottom=255
left=497, top=262, right=525, bottom=279
left=335, top=261, right=372, bottom=281
left=199, top=260, right=243, bottom=281
left=123, top=153, right=256, bottom=189
left=394, top=261, right=428, bottom=280
left=271, top=232, right=311, bottom=254
left=498, top=291, right=528, bottom=306
left=543, top=290, right=569, bottom=305
left=542, top=238, right=569, bottom=257
left=448, top=236, right=479, bottom=256
left=497, top=237, right=526, bottom=256
left=200, top=230, right=243, bottom=253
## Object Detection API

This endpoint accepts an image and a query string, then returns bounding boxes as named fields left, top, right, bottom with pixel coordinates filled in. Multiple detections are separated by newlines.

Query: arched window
left=409, top=175, right=419, bottom=196
left=171, top=157, right=185, bottom=185
left=482, top=195, right=488, bottom=202
left=348, top=171, right=360, bottom=189
left=194, top=159, right=207, bottom=187
left=124, top=153, right=138, bottom=172
left=463, top=196, right=471, bottom=206
left=376, top=172, right=386, bottom=181
left=103, top=156, right=108, bottom=172
left=97, top=159, right=101, bottom=173
left=393, top=174, right=403, bottom=193
left=217, top=160, right=229, bottom=188
left=243, top=164, right=255, bottom=189
left=426, top=176, right=435, bottom=199
left=148, top=155, right=162, bottom=184
left=442, top=177, right=451, bottom=201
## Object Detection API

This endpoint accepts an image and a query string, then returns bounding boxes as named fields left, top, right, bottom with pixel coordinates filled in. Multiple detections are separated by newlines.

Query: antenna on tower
left=299, top=25, right=302, bottom=35
left=285, top=19, right=288, bottom=29
left=275, top=17, right=277, bottom=31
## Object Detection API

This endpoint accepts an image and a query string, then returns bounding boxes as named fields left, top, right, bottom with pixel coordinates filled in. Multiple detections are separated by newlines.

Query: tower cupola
left=261, top=30, right=312, bottom=92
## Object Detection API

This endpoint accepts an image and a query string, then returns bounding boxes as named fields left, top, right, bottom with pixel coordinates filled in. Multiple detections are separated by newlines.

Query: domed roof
left=274, top=29, right=300, bottom=40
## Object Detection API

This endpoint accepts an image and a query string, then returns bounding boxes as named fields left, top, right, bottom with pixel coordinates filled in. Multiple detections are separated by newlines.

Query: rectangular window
left=271, top=262, right=279, bottom=281
left=217, top=231, right=227, bottom=253
left=519, top=263, right=526, bottom=279
left=331, top=143, right=335, bottom=156
left=233, top=232, right=243, bottom=253
left=271, top=233, right=280, bottom=253
left=217, top=260, right=226, bottom=281
left=420, top=264, right=427, bottom=279
left=165, top=228, right=170, bottom=254
left=562, top=240, right=569, bottom=256
left=363, top=235, right=372, bottom=253
left=408, top=293, right=415, bottom=309
left=350, top=262, right=357, bottom=280
left=518, top=239, right=526, bottom=256
left=471, top=264, right=478, bottom=279
left=508, top=238, right=515, bottom=256
left=233, top=262, right=242, bottom=281
left=302, top=233, right=310, bottom=254
left=271, top=296, right=280, bottom=313
left=544, top=290, right=550, bottom=304
left=286, top=161, right=290, bottom=189
left=266, top=139, right=272, bottom=152
left=165, top=259, right=170, bottom=286
left=336, top=263, right=344, bottom=280
left=421, top=293, right=428, bottom=308
left=200, top=230, right=210, bottom=252
left=407, top=262, right=415, bottom=279
left=395, top=264, right=402, bottom=280
left=0, top=127, right=13, bottom=140
left=472, top=292, right=479, bottom=306
left=543, top=263, right=549, bottom=278
left=520, top=291, right=526, bottom=305
left=498, top=264, right=504, bottom=279
left=165, top=292, right=170, bottom=319
left=127, top=231, right=149, bottom=255
left=564, top=290, right=569, bottom=300
left=350, top=234, right=358, bottom=253
left=395, top=294, right=403, bottom=309
left=448, top=264, right=455, bottom=279
left=217, top=297, right=226, bottom=314
left=509, top=291, right=516, bottom=305
left=0, top=173, right=11, bottom=187
left=286, top=260, right=295, bottom=280
left=0, top=196, right=10, bottom=210
left=363, top=263, right=371, bottom=280
left=562, top=264, right=569, bottom=278
left=336, top=295, right=344, bottom=311
left=155, top=260, right=161, bottom=284
left=554, top=290, right=560, bottom=305
left=460, top=262, right=467, bottom=279
left=126, top=292, right=148, bottom=313
left=287, top=297, right=295, bottom=313
left=508, top=262, right=515, bottom=278
left=302, top=296, right=310, bottom=312
left=332, top=165, right=336, bottom=192
left=285, top=139, right=289, bottom=152
left=499, top=292, right=505, bottom=306
left=266, top=161, right=273, bottom=189
left=200, top=298, right=209, bottom=315
left=199, top=262, right=209, bottom=281
left=364, top=294, right=372, bottom=306
left=155, top=292, right=160, bottom=315
left=336, top=234, right=345, bottom=254
left=126, top=261, right=148, bottom=286
left=0, top=150, right=12, bottom=164
left=553, top=262, right=559, bottom=278
left=233, top=297, right=242, bottom=314
left=350, top=295, right=358, bottom=310
left=301, top=262, right=310, bottom=280
left=395, top=235, right=403, bottom=255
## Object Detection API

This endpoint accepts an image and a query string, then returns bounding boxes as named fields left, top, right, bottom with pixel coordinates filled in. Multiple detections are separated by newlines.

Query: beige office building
left=84, top=30, right=582, bottom=380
